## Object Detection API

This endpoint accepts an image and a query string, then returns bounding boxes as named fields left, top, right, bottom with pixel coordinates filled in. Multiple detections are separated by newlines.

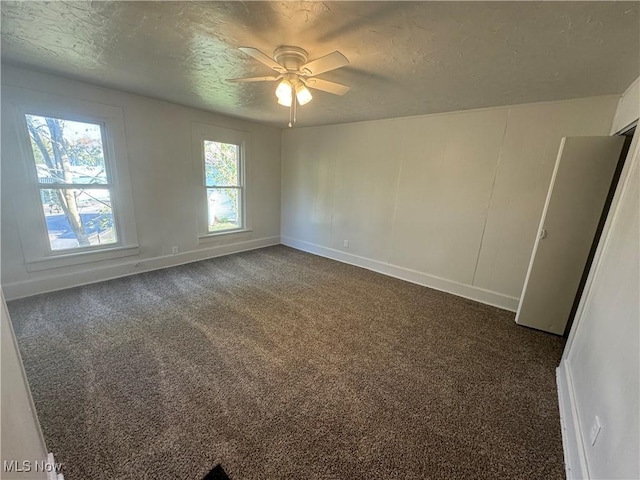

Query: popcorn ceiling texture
left=1, top=1, right=638, bottom=127
left=9, top=246, right=565, bottom=480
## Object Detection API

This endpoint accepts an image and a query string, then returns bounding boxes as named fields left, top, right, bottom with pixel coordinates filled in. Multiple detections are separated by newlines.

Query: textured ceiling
left=1, top=1, right=639, bottom=128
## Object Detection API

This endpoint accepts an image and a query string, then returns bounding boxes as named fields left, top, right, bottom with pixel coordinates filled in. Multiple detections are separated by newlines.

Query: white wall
left=557, top=81, right=639, bottom=479
left=1, top=65, right=282, bottom=299
left=1, top=289, right=48, bottom=479
left=281, top=96, right=619, bottom=310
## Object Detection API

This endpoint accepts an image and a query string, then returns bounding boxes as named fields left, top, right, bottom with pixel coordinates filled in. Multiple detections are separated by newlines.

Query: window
left=193, top=123, right=249, bottom=239
left=5, top=88, right=139, bottom=270
left=203, top=140, right=243, bottom=233
left=24, top=114, right=118, bottom=251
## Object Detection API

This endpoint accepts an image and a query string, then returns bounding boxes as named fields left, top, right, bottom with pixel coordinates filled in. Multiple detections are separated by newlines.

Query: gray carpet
left=8, top=246, right=566, bottom=480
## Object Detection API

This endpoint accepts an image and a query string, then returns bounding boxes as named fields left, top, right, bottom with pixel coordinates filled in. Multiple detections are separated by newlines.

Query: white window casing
left=191, top=122, right=251, bottom=242
left=3, top=87, right=139, bottom=271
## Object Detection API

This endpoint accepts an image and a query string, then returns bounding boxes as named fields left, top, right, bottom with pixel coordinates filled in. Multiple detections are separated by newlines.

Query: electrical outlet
left=343, top=240, right=349, bottom=248
left=171, top=246, right=179, bottom=254
left=589, top=416, right=602, bottom=446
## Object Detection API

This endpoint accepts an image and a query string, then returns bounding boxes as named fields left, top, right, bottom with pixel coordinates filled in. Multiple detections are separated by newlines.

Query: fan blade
left=299, top=51, right=349, bottom=76
left=239, top=47, right=286, bottom=73
left=303, top=78, right=350, bottom=96
left=227, top=76, right=281, bottom=83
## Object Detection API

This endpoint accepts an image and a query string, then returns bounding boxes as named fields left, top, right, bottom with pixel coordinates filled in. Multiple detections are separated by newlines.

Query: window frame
left=7, top=89, right=139, bottom=270
left=203, top=139, right=244, bottom=234
left=24, top=113, right=122, bottom=254
left=192, top=123, right=251, bottom=240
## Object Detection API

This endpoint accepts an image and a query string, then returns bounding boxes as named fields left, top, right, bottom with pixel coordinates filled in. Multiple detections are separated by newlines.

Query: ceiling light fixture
left=275, top=74, right=313, bottom=127
left=229, top=45, right=350, bottom=127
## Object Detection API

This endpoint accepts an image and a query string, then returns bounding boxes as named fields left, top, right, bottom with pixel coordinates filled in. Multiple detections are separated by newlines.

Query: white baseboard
left=281, top=236, right=519, bottom=311
left=557, top=360, right=589, bottom=480
left=6, top=235, right=518, bottom=311
left=3, top=236, right=280, bottom=300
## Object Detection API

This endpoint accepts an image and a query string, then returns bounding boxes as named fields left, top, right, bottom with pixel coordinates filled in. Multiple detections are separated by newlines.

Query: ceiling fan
left=228, top=46, right=351, bottom=127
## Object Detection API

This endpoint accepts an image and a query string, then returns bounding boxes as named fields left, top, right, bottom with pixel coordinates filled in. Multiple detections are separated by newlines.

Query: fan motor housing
left=273, top=46, right=308, bottom=71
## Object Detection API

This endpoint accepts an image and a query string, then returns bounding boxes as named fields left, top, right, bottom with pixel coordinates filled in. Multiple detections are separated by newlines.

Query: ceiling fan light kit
left=275, top=75, right=313, bottom=107
left=229, top=45, right=350, bottom=127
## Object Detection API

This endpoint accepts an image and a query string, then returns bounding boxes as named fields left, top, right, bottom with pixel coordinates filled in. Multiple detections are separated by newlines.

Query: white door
left=516, top=136, right=625, bottom=335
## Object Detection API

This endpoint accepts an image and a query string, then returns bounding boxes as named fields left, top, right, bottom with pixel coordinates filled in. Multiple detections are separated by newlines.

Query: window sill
left=198, top=228, right=253, bottom=244
left=25, top=245, right=140, bottom=272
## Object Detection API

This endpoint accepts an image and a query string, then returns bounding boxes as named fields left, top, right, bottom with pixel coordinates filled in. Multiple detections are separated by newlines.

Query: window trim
left=192, top=123, right=251, bottom=240
left=6, top=88, right=139, bottom=269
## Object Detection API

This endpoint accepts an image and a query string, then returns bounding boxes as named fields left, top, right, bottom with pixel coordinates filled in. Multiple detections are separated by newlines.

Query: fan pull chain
left=288, top=90, right=293, bottom=128
left=293, top=94, right=297, bottom=125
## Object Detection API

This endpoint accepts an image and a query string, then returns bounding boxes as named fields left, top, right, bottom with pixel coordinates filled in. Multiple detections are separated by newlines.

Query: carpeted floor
left=8, top=245, right=566, bottom=480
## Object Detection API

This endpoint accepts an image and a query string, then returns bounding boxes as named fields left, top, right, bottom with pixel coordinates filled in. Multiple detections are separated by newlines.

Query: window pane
left=40, top=188, right=117, bottom=250
left=25, top=114, right=108, bottom=185
left=204, top=141, right=239, bottom=187
left=207, top=188, right=240, bottom=232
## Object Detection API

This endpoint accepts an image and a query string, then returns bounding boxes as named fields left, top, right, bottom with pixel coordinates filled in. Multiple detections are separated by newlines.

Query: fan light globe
left=277, top=96, right=292, bottom=107
left=276, top=80, right=292, bottom=106
left=295, top=84, right=313, bottom=105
